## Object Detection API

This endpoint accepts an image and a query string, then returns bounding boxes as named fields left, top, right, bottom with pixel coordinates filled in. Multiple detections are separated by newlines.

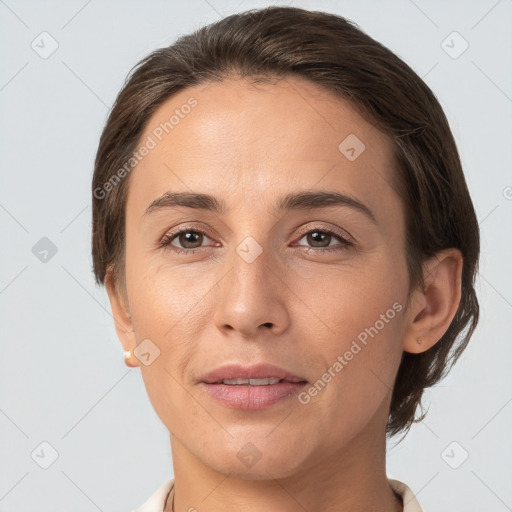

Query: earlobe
left=104, top=267, right=139, bottom=365
left=403, top=248, right=463, bottom=354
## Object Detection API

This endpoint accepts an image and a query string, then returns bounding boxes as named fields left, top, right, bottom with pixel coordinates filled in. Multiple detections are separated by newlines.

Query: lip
left=200, top=381, right=307, bottom=410
left=199, top=363, right=308, bottom=410
left=200, top=363, right=307, bottom=384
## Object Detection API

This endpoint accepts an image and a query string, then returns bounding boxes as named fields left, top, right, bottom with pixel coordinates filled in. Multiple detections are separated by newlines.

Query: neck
left=166, top=399, right=402, bottom=512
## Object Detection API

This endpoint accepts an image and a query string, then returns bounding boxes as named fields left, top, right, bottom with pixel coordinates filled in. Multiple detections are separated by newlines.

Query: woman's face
left=118, top=76, right=413, bottom=478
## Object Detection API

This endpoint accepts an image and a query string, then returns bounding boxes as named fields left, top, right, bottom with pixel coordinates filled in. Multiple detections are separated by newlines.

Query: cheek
left=307, top=248, right=407, bottom=344
left=125, top=244, right=213, bottom=337
left=303, top=254, right=407, bottom=404
left=124, top=255, right=214, bottom=431
left=296, top=295, right=405, bottom=447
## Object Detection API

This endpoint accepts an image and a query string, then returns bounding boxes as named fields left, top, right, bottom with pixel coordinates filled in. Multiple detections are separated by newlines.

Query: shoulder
left=388, top=478, right=424, bottom=512
left=131, top=478, right=175, bottom=512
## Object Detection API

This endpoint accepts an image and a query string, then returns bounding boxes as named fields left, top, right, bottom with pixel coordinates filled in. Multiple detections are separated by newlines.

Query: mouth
left=199, top=363, right=308, bottom=410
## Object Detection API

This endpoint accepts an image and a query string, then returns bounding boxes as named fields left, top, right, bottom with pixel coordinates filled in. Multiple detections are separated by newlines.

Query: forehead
left=127, top=76, right=400, bottom=223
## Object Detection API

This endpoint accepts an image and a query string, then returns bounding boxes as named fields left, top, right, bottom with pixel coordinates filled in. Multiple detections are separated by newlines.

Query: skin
left=105, top=75, right=462, bottom=512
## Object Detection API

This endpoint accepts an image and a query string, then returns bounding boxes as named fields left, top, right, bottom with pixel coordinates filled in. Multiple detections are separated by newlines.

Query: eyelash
left=159, top=225, right=353, bottom=255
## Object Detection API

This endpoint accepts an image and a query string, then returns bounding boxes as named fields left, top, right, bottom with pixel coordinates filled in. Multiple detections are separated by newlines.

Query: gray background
left=1, top=0, right=511, bottom=510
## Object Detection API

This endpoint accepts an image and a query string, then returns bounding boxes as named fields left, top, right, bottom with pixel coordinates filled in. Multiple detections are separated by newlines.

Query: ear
left=104, top=266, right=139, bottom=367
left=402, top=248, right=463, bottom=354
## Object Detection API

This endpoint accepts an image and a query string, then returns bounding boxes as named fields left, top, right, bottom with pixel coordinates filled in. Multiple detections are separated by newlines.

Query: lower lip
left=200, top=381, right=307, bottom=410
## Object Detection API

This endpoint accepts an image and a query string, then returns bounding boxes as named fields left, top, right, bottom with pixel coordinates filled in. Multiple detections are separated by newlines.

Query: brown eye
left=175, top=231, right=204, bottom=249
left=296, top=228, right=351, bottom=252
left=305, top=231, right=333, bottom=247
left=160, top=229, right=214, bottom=253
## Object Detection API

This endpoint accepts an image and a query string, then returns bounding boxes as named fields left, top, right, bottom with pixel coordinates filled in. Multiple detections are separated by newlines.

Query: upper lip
left=200, top=363, right=307, bottom=384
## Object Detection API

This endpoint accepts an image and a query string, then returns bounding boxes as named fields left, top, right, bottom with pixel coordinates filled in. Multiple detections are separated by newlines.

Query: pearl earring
left=124, top=350, right=138, bottom=367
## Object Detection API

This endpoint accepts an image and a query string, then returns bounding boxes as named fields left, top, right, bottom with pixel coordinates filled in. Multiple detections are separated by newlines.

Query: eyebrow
left=144, top=190, right=377, bottom=225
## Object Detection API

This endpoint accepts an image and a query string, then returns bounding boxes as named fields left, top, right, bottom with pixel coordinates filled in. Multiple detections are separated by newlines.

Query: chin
left=199, top=432, right=314, bottom=480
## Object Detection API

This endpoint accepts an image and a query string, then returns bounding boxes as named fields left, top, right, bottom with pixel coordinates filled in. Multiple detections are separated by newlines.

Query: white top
left=132, top=477, right=423, bottom=511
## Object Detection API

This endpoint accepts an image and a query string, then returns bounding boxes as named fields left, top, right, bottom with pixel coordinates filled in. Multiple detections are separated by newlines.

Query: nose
left=213, top=244, right=289, bottom=339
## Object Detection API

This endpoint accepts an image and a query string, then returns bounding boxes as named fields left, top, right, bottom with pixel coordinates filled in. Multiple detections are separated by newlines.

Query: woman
left=91, top=6, right=479, bottom=511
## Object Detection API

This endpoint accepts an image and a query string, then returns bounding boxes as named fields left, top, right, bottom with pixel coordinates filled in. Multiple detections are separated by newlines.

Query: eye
left=160, top=228, right=216, bottom=254
left=294, top=228, right=353, bottom=253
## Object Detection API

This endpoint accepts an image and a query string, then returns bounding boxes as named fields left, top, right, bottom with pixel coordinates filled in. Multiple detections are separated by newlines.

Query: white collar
left=133, top=477, right=423, bottom=511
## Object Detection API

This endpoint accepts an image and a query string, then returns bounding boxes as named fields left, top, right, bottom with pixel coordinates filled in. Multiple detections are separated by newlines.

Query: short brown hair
left=91, top=6, right=480, bottom=439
